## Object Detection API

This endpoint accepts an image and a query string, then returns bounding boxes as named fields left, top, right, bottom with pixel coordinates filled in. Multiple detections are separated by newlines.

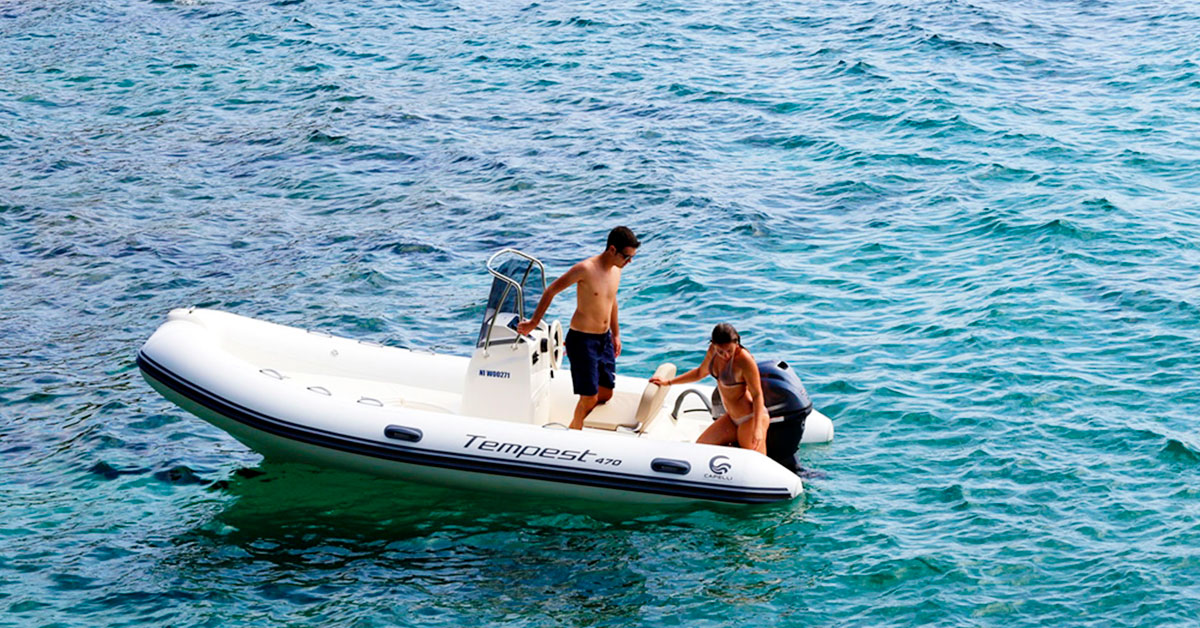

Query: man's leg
left=564, top=329, right=600, bottom=429
left=570, top=394, right=600, bottom=430
left=593, top=333, right=616, bottom=407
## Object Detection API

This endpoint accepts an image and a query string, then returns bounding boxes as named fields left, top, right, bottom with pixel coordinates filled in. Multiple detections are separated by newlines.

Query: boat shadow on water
left=199, top=460, right=813, bottom=537
left=162, top=461, right=817, bottom=621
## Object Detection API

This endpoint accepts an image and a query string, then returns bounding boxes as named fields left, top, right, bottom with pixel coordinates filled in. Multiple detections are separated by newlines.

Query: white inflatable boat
left=137, top=250, right=833, bottom=505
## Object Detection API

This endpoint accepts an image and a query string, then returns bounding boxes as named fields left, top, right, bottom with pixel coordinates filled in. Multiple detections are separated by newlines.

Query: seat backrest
left=635, top=363, right=676, bottom=434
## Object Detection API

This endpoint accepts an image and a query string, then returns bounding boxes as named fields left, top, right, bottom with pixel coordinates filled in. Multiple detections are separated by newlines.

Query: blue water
left=3, top=0, right=1200, bottom=625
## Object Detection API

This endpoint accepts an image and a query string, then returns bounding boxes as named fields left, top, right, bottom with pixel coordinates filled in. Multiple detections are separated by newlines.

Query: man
left=517, top=226, right=640, bottom=430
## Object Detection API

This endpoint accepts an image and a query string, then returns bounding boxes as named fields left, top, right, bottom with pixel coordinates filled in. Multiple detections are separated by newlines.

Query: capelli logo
left=708, top=456, right=732, bottom=475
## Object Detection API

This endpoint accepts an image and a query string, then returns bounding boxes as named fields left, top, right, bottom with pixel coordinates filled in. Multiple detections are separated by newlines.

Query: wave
left=307, top=130, right=346, bottom=144
left=638, top=276, right=708, bottom=298
left=830, top=59, right=888, bottom=80
left=535, top=16, right=611, bottom=29
left=1159, top=438, right=1200, bottom=464
left=855, top=554, right=958, bottom=589
left=920, top=32, right=1013, bottom=55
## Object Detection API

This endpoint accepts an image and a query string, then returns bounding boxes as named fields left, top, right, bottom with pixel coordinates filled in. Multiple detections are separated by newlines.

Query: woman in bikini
left=649, top=323, right=769, bottom=455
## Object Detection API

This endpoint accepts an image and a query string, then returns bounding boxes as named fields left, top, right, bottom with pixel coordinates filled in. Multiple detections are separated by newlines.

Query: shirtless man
left=516, top=226, right=640, bottom=430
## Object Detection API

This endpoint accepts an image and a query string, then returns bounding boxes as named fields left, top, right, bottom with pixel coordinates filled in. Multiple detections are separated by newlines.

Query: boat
left=137, top=249, right=834, bottom=505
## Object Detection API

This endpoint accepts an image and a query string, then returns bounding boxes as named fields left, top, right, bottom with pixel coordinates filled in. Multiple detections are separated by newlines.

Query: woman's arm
left=649, top=346, right=714, bottom=386
left=741, top=354, right=770, bottom=448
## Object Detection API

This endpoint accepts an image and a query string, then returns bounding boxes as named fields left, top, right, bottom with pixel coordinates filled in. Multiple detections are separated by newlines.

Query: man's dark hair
left=711, top=323, right=741, bottom=345
left=607, top=226, right=640, bottom=251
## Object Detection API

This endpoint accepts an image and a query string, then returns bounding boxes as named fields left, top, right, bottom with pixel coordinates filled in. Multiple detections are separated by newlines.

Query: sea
left=2, top=0, right=1199, bottom=625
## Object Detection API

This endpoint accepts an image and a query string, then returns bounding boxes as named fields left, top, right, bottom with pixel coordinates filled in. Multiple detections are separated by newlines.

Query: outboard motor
left=711, top=360, right=813, bottom=472
left=758, top=360, right=813, bottom=472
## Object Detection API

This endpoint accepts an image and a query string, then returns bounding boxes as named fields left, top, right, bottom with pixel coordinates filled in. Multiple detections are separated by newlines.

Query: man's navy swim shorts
left=565, top=329, right=616, bottom=396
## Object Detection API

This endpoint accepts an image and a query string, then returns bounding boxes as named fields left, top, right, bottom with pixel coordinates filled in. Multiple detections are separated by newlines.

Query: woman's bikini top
left=710, top=347, right=747, bottom=390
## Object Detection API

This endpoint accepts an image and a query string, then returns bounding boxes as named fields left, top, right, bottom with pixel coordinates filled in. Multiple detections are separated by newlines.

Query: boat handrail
left=482, top=249, right=547, bottom=352
left=671, top=387, right=713, bottom=422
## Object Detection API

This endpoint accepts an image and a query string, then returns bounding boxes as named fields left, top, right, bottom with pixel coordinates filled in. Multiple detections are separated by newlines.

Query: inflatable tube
left=136, top=308, right=833, bottom=505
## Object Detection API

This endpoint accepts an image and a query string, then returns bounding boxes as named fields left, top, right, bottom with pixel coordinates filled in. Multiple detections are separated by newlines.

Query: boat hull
left=137, top=309, right=820, bottom=505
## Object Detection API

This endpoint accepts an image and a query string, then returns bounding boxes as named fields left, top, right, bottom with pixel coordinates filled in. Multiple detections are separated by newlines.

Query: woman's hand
left=649, top=376, right=670, bottom=387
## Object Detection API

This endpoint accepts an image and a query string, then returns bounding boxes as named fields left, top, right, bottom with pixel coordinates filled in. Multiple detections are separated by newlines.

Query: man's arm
left=516, top=265, right=581, bottom=335
left=610, top=298, right=621, bottom=357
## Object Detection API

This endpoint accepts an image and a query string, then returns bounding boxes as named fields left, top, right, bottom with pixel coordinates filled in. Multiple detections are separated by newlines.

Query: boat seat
left=582, top=363, right=676, bottom=432
left=581, top=392, right=639, bottom=431
left=635, top=363, right=675, bottom=434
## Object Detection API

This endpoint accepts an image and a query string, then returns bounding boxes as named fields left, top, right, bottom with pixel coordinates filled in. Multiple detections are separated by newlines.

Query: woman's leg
left=736, top=414, right=769, bottom=455
left=697, top=413, right=738, bottom=446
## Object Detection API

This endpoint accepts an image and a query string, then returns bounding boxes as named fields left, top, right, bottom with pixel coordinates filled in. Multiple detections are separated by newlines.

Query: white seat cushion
left=635, top=363, right=676, bottom=434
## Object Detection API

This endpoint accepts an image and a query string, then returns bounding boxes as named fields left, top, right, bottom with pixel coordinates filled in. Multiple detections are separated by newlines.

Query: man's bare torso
left=570, top=254, right=621, bottom=334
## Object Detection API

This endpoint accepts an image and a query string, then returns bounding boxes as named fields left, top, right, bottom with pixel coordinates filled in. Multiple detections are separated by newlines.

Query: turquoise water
left=3, top=0, right=1199, bottom=624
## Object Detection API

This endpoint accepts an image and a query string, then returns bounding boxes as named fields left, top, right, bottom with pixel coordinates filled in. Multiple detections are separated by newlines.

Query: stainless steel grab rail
left=481, top=249, right=547, bottom=352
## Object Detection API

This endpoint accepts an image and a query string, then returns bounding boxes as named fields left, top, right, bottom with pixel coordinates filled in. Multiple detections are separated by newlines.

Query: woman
left=649, top=323, right=769, bottom=455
